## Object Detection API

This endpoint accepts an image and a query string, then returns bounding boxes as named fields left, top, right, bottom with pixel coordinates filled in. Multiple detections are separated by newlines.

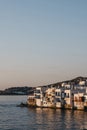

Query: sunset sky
left=0, top=0, right=87, bottom=89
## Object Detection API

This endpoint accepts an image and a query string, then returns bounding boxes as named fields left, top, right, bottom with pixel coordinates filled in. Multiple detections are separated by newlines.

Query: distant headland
left=0, top=86, right=35, bottom=95
left=0, top=76, right=87, bottom=96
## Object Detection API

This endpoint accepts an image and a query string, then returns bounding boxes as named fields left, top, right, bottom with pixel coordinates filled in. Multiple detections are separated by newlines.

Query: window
left=65, top=93, right=69, bottom=98
left=35, top=95, right=40, bottom=99
left=56, top=98, right=61, bottom=102
left=61, top=92, right=64, bottom=98
left=55, top=92, right=57, bottom=96
left=44, top=102, right=47, bottom=104
left=35, top=90, right=41, bottom=93
left=55, top=92, right=61, bottom=96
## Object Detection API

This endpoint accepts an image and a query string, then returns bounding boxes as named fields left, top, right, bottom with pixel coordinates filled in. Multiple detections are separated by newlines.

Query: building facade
left=27, top=79, right=87, bottom=110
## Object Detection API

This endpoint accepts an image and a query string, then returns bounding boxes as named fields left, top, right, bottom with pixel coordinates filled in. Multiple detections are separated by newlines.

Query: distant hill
left=40, top=76, right=87, bottom=88
left=0, top=86, right=35, bottom=95
left=0, top=76, right=87, bottom=95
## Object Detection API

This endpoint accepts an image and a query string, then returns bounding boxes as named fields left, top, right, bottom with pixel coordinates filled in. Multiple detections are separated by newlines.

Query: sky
left=0, top=0, right=87, bottom=90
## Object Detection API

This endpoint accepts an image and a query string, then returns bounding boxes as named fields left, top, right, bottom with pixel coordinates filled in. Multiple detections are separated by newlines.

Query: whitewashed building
left=27, top=79, right=87, bottom=110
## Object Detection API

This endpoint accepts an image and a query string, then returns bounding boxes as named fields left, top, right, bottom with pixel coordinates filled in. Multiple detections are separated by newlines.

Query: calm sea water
left=0, top=96, right=87, bottom=130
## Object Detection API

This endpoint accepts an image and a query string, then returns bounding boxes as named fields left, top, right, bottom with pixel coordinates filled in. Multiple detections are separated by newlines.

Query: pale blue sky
left=0, top=0, right=87, bottom=89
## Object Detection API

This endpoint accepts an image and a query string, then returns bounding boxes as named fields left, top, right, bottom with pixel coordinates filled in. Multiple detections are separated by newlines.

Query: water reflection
left=28, top=108, right=87, bottom=130
left=0, top=96, right=87, bottom=130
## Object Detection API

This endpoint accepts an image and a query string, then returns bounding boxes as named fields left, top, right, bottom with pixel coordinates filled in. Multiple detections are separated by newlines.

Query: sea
left=0, top=96, right=87, bottom=130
